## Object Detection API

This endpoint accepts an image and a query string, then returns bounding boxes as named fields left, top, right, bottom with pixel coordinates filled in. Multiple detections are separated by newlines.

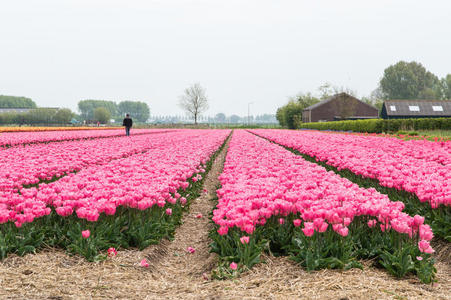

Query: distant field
left=0, top=126, right=118, bottom=132
left=416, top=129, right=451, bottom=138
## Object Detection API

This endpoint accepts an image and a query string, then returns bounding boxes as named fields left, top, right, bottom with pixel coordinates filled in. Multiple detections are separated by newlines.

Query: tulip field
left=249, top=129, right=451, bottom=241
left=1, top=129, right=229, bottom=260
left=209, top=130, right=445, bottom=283
left=249, top=129, right=451, bottom=207
left=0, top=128, right=449, bottom=285
left=0, top=128, right=175, bottom=147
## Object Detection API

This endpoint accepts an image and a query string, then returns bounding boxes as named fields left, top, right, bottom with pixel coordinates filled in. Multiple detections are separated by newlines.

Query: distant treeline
left=0, top=95, right=37, bottom=108
left=78, top=100, right=150, bottom=123
left=0, top=108, right=74, bottom=125
left=151, top=113, right=277, bottom=124
left=0, top=96, right=151, bottom=125
left=0, top=96, right=73, bottom=125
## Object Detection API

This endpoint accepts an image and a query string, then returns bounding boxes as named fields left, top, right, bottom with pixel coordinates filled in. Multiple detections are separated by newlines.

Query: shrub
left=299, top=118, right=451, bottom=133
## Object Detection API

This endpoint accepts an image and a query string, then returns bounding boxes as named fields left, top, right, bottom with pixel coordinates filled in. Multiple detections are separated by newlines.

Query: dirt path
left=0, top=133, right=450, bottom=299
left=144, top=133, right=230, bottom=281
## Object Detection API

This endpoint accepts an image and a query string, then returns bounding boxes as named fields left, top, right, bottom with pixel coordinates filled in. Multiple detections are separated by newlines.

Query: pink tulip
left=419, top=224, right=434, bottom=241
left=240, top=236, right=250, bottom=244
left=318, top=222, right=328, bottom=233
left=165, top=208, right=172, bottom=216
left=367, top=220, right=377, bottom=228
left=418, top=240, right=434, bottom=254
left=293, top=219, right=302, bottom=227
left=230, top=262, right=238, bottom=270
left=82, top=230, right=90, bottom=239
left=107, top=247, right=117, bottom=257
left=187, top=247, right=196, bottom=254
left=337, top=227, right=349, bottom=237
left=217, top=226, right=229, bottom=236
left=140, top=258, right=149, bottom=268
left=302, top=222, right=315, bottom=237
left=413, top=215, right=425, bottom=227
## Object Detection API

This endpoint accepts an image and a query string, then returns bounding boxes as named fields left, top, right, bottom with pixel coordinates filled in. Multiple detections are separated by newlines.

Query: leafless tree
left=178, top=83, right=209, bottom=124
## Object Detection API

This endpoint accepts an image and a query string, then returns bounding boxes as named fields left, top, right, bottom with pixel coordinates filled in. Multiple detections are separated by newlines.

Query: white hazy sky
left=1, top=0, right=450, bottom=116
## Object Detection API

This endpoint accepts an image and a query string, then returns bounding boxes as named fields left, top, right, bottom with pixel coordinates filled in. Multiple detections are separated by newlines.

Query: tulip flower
left=418, top=240, right=434, bottom=254
left=293, top=219, right=302, bottom=227
left=240, top=236, right=250, bottom=244
left=140, top=259, right=149, bottom=268
left=302, top=222, right=314, bottom=237
left=107, top=247, right=117, bottom=257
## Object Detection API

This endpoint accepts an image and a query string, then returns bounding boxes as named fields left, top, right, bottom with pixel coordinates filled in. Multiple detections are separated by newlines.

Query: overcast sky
left=1, top=0, right=450, bottom=116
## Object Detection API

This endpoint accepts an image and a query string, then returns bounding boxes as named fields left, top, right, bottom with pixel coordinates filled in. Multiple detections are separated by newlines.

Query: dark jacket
left=123, top=117, right=133, bottom=127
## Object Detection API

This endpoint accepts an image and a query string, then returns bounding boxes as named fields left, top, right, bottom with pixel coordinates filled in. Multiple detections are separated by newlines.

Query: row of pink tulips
left=0, top=131, right=183, bottom=193
left=250, top=129, right=451, bottom=208
left=0, top=128, right=174, bottom=147
left=213, top=130, right=433, bottom=253
left=1, top=130, right=230, bottom=227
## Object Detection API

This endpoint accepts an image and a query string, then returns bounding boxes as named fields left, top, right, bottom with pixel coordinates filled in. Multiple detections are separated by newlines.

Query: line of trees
left=78, top=100, right=150, bottom=123
left=379, top=61, right=451, bottom=100
left=0, top=96, right=74, bottom=125
left=151, top=114, right=277, bottom=124
left=0, top=108, right=74, bottom=125
left=0, top=95, right=37, bottom=108
left=0, top=95, right=149, bottom=125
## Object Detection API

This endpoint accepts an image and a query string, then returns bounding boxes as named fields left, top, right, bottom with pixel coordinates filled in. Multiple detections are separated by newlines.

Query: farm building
left=381, top=100, right=451, bottom=119
left=302, top=93, right=378, bottom=123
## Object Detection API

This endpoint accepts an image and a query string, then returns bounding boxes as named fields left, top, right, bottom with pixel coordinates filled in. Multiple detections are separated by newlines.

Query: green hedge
left=298, top=118, right=451, bottom=133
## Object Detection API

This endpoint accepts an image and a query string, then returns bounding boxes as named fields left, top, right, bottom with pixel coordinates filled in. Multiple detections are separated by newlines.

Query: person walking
left=122, top=114, right=133, bottom=136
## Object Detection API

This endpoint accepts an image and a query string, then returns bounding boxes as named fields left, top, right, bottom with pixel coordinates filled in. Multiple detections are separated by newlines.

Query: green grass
left=415, top=130, right=451, bottom=138
left=394, top=130, right=451, bottom=141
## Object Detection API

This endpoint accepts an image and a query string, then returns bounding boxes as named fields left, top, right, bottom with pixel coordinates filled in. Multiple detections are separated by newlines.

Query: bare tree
left=178, top=83, right=209, bottom=124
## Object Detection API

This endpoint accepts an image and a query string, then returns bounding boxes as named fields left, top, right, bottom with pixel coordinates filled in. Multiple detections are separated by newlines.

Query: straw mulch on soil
left=1, top=136, right=450, bottom=300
